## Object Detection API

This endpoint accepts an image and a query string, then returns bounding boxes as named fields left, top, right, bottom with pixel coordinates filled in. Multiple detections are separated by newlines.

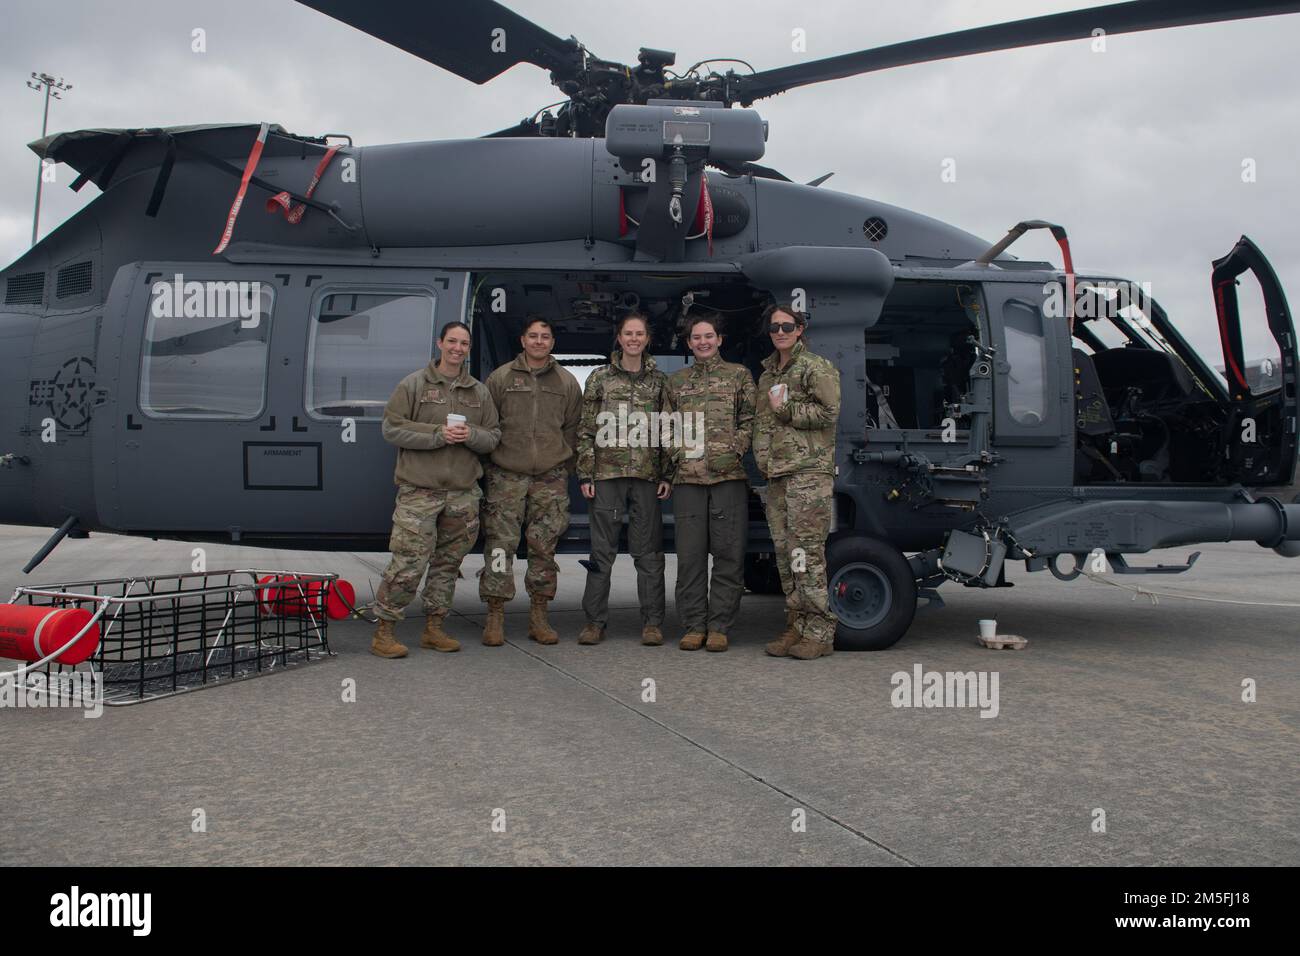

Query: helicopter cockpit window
left=307, top=290, right=436, bottom=419
left=140, top=281, right=274, bottom=419
left=1080, top=314, right=1127, bottom=351
left=1002, top=299, right=1048, bottom=426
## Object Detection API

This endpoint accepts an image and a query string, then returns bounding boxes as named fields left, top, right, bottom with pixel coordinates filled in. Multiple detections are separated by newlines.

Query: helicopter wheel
left=826, top=536, right=917, bottom=651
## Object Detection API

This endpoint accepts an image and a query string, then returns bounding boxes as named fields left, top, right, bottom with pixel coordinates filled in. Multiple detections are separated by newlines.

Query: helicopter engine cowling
left=356, top=137, right=596, bottom=247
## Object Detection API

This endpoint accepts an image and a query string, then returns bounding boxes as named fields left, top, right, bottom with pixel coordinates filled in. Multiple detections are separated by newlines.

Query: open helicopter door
left=1211, top=236, right=1298, bottom=487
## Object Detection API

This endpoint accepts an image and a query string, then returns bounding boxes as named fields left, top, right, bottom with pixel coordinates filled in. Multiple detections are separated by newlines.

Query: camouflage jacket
left=666, top=354, right=756, bottom=485
left=575, top=351, right=671, bottom=483
left=382, top=362, right=500, bottom=490
left=485, top=354, right=583, bottom=476
left=753, top=340, right=841, bottom=478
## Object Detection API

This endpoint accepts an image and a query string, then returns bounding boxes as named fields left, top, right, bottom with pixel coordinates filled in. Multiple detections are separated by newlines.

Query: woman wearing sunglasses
left=753, top=303, right=842, bottom=660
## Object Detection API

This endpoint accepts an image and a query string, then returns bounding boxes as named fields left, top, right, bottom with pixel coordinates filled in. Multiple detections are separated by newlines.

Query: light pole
left=26, top=72, right=72, bottom=248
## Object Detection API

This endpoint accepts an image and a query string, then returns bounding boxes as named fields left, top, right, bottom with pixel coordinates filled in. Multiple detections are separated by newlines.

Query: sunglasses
left=768, top=322, right=798, bottom=334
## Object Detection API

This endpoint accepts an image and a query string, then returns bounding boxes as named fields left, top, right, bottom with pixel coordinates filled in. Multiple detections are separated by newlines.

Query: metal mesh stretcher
left=5, top=569, right=337, bottom=705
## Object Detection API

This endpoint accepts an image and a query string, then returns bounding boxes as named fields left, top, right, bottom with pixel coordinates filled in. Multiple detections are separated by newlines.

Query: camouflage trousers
left=478, top=463, right=571, bottom=603
left=374, top=483, right=482, bottom=622
left=766, top=472, right=835, bottom=645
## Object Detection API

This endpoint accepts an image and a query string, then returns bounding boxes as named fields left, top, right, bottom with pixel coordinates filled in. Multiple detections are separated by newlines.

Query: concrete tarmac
left=0, top=525, right=1296, bottom=866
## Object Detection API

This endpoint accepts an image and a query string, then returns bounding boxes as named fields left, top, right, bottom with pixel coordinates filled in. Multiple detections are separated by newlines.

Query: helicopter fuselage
left=1, top=124, right=1297, bottom=623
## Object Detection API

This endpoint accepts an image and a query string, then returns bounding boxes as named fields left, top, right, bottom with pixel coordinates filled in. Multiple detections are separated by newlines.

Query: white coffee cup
left=769, top=383, right=788, bottom=402
left=446, top=413, right=467, bottom=427
left=978, top=619, right=997, bottom=640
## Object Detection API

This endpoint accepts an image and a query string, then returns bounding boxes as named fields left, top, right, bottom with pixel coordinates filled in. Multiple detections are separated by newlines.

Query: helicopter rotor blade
left=735, top=0, right=1300, bottom=104
left=296, top=0, right=584, bottom=84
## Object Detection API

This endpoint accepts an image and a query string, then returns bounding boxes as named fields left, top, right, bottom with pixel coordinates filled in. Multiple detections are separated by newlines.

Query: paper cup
left=446, top=413, right=467, bottom=427
left=769, top=384, right=787, bottom=401
left=978, top=619, right=997, bottom=640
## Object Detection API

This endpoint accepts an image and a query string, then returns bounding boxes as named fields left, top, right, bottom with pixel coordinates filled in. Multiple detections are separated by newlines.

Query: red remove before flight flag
left=266, top=145, right=341, bottom=224
left=213, top=122, right=269, bottom=255
left=691, top=172, right=714, bottom=255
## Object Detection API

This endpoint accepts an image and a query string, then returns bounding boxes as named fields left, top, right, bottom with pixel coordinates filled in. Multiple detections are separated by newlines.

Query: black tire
left=826, top=536, right=917, bottom=651
left=743, top=553, right=784, bottom=595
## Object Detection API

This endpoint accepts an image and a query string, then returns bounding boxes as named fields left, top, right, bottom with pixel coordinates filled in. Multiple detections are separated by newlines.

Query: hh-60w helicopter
left=1, top=0, right=1298, bottom=650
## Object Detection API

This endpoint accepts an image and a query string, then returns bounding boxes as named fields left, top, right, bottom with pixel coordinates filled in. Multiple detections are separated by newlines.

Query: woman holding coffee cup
left=370, top=321, right=501, bottom=659
left=752, top=303, right=842, bottom=661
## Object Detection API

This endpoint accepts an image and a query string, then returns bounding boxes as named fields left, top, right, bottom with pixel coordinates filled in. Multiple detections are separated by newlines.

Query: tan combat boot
left=528, top=598, right=559, bottom=645
left=420, top=612, right=460, bottom=652
left=679, top=630, right=706, bottom=651
left=764, top=611, right=801, bottom=657
left=370, top=620, right=408, bottom=659
left=577, top=622, right=605, bottom=645
left=641, top=624, right=664, bottom=646
left=482, top=600, right=506, bottom=647
left=705, top=630, right=728, bottom=653
left=789, top=638, right=834, bottom=660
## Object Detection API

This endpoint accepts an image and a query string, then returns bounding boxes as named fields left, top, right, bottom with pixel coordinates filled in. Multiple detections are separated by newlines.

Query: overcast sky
left=2, top=0, right=1298, bottom=362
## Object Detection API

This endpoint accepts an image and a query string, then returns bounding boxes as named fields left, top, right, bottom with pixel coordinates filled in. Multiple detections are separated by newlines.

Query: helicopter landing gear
left=826, top=535, right=918, bottom=651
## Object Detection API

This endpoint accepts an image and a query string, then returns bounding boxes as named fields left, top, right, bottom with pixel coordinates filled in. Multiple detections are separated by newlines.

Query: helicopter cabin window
left=306, top=291, right=436, bottom=420
left=1002, top=300, right=1048, bottom=426
left=140, top=281, right=274, bottom=419
left=864, top=281, right=981, bottom=434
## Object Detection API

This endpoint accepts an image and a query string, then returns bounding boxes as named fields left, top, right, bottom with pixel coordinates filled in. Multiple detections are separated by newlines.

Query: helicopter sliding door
left=109, top=261, right=467, bottom=545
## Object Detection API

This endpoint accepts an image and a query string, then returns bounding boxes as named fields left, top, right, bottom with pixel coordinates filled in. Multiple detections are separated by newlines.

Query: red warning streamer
left=691, top=172, right=714, bottom=256
left=213, top=122, right=269, bottom=255
left=266, top=145, right=341, bottom=224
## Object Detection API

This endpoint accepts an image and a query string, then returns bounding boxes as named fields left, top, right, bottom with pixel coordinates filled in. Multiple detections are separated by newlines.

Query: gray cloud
left=3, top=0, right=1297, bottom=362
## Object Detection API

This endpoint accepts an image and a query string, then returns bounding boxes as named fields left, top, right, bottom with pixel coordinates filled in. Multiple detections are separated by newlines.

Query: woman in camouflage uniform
left=575, top=313, right=672, bottom=645
left=753, top=304, right=842, bottom=661
left=371, top=321, right=501, bottom=659
left=665, top=313, right=756, bottom=652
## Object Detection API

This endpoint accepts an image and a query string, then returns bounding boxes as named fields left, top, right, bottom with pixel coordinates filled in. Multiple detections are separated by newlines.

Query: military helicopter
left=2, top=0, right=1298, bottom=651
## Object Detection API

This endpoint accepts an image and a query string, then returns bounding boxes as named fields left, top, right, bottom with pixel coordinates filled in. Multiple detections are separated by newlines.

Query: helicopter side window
left=1002, top=300, right=1048, bottom=426
left=306, top=291, right=437, bottom=420
left=140, top=281, right=274, bottom=419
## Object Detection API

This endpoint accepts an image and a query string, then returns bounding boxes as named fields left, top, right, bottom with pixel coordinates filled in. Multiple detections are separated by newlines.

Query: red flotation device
left=256, top=576, right=355, bottom=620
left=0, top=605, right=100, bottom=665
